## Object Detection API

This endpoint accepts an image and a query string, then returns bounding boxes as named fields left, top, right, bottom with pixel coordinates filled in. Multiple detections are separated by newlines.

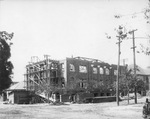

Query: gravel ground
left=0, top=96, right=148, bottom=119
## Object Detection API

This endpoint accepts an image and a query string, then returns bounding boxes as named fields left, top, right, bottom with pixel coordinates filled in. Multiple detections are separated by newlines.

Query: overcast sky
left=0, top=0, right=149, bottom=81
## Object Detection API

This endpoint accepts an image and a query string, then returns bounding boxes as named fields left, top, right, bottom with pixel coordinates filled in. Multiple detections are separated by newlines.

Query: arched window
left=69, top=64, right=75, bottom=72
left=99, top=67, right=104, bottom=74
left=79, top=65, right=87, bottom=73
left=93, top=67, right=97, bottom=74
left=105, top=68, right=109, bottom=75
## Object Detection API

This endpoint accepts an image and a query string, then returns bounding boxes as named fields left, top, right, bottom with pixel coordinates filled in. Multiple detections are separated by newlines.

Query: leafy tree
left=67, top=78, right=110, bottom=94
left=144, top=0, right=150, bottom=24
left=117, top=67, right=131, bottom=104
left=113, top=0, right=150, bottom=55
left=138, top=38, right=150, bottom=55
left=137, top=0, right=150, bottom=55
left=86, top=80, right=98, bottom=91
left=119, top=65, right=146, bottom=104
left=136, top=79, right=146, bottom=92
left=0, top=31, right=14, bottom=92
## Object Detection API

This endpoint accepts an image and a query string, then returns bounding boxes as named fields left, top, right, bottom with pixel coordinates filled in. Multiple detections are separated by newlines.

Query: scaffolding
left=24, top=55, right=62, bottom=103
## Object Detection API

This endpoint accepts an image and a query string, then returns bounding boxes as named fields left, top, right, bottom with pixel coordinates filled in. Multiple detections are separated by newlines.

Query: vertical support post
left=132, top=30, right=137, bottom=104
left=116, top=36, right=121, bottom=106
left=129, top=29, right=137, bottom=104
left=53, top=94, right=56, bottom=102
left=87, top=61, right=90, bottom=91
left=133, top=31, right=137, bottom=104
left=125, top=64, right=130, bottom=104
left=116, top=25, right=127, bottom=106
left=60, top=94, right=62, bottom=102
left=44, top=55, right=50, bottom=103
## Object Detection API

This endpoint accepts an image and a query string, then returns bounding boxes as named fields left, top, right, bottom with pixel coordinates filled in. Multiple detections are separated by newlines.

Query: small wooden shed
left=4, top=81, right=30, bottom=104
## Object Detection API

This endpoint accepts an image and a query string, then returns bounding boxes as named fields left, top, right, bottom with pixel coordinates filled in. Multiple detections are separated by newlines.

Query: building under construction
left=24, top=55, right=64, bottom=103
left=3, top=56, right=149, bottom=104
left=24, top=56, right=127, bottom=103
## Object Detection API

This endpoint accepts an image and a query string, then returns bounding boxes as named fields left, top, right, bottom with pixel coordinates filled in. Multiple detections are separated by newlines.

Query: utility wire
left=114, top=10, right=145, bottom=18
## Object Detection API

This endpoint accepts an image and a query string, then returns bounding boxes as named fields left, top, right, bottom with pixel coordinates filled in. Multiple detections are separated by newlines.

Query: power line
left=114, top=11, right=145, bottom=19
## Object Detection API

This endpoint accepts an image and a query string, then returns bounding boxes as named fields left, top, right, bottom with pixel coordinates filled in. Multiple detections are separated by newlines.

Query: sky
left=0, top=0, right=150, bottom=81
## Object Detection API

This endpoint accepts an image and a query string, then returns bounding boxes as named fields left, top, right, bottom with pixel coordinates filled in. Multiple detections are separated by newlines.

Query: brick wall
left=65, top=57, right=120, bottom=95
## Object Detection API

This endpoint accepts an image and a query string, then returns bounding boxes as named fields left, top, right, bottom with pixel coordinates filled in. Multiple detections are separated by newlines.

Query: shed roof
left=7, top=81, right=26, bottom=91
left=128, top=64, right=150, bottom=75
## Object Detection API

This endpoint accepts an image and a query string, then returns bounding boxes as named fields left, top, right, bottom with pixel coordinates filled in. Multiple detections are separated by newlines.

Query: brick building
left=60, top=57, right=124, bottom=96
left=24, top=56, right=126, bottom=103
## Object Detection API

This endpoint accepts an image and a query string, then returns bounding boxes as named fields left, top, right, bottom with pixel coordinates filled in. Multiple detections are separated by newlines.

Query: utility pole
left=116, top=25, right=127, bottom=106
left=129, top=29, right=137, bottom=104
left=116, top=36, right=121, bottom=106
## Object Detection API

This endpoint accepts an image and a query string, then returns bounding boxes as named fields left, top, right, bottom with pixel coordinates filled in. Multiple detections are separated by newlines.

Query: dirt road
left=0, top=97, right=147, bottom=119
